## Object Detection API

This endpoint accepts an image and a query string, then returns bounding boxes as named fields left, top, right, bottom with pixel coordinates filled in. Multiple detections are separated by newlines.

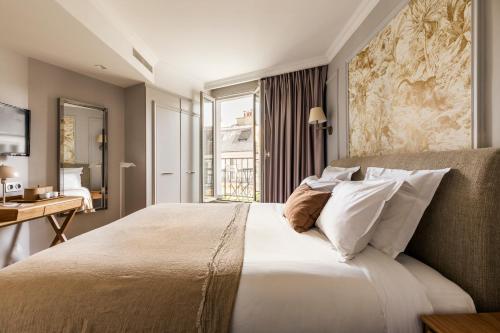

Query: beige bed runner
left=0, top=203, right=250, bottom=333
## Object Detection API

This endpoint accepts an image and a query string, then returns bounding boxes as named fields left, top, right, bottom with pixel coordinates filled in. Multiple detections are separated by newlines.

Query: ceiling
left=0, top=0, right=145, bottom=88
left=97, top=0, right=369, bottom=85
left=0, top=0, right=379, bottom=96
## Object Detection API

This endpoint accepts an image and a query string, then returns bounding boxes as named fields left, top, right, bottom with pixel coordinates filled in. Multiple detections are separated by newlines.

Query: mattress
left=232, top=203, right=475, bottom=333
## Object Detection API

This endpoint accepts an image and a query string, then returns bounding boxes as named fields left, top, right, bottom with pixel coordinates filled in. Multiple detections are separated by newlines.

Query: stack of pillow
left=283, top=165, right=450, bottom=261
left=283, top=166, right=359, bottom=233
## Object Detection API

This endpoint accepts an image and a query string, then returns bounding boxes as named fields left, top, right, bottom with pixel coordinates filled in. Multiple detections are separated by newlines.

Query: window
left=201, top=88, right=261, bottom=203
left=201, top=95, right=215, bottom=202
left=215, top=94, right=261, bottom=201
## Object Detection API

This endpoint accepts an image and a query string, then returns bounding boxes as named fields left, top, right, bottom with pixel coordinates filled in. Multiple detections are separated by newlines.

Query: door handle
left=161, top=172, right=174, bottom=175
left=185, top=171, right=196, bottom=174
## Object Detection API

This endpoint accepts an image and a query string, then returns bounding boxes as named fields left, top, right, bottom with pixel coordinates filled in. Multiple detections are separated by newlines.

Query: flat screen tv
left=0, top=101, right=30, bottom=156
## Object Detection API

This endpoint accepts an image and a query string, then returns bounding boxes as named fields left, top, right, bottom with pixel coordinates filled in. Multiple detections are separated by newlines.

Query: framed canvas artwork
left=348, top=0, right=473, bottom=157
left=61, top=115, right=76, bottom=163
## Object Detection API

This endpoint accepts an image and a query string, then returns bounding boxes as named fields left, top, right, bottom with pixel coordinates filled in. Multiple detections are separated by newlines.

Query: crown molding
left=204, top=55, right=329, bottom=90
left=325, top=0, right=380, bottom=61
left=205, top=0, right=379, bottom=90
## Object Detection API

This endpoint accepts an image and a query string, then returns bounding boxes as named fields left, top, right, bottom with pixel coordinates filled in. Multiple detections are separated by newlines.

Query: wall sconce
left=96, top=134, right=107, bottom=150
left=309, top=107, right=333, bottom=135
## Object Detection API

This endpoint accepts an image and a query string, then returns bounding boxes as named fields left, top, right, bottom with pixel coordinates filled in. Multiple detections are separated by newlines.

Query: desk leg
left=47, top=209, right=77, bottom=247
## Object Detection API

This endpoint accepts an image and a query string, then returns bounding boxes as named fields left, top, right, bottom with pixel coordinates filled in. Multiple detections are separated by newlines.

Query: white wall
left=326, top=0, right=500, bottom=162
left=0, top=47, right=30, bottom=267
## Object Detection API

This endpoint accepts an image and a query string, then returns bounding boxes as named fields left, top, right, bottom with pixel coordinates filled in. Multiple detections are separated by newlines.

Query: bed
left=0, top=148, right=498, bottom=332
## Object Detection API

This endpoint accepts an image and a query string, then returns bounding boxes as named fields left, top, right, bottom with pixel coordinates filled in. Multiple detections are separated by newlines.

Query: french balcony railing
left=221, top=157, right=254, bottom=201
left=203, top=157, right=259, bottom=202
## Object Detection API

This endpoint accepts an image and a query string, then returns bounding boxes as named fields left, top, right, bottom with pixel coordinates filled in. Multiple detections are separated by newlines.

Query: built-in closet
left=124, top=84, right=200, bottom=215
left=153, top=99, right=199, bottom=204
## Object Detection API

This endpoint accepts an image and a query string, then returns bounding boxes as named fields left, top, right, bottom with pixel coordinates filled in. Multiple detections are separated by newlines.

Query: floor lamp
left=120, top=162, right=136, bottom=218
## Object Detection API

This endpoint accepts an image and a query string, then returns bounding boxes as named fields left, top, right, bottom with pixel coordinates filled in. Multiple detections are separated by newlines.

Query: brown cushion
left=283, top=185, right=332, bottom=233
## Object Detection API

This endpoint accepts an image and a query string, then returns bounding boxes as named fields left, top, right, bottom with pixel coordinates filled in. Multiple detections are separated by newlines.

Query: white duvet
left=232, top=203, right=435, bottom=333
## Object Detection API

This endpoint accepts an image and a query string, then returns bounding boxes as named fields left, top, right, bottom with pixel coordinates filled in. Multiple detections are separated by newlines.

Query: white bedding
left=63, top=187, right=94, bottom=212
left=232, top=203, right=474, bottom=333
left=397, top=254, right=476, bottom=314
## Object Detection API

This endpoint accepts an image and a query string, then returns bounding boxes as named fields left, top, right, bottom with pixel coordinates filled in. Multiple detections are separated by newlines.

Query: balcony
left=203, top=157, right=260, bottom=202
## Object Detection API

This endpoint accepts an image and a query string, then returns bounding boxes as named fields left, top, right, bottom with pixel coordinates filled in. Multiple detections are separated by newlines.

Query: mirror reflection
left=58, top=98, right=107, bottom=212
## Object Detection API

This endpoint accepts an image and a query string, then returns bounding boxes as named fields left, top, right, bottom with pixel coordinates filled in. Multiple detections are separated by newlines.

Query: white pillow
left=366, top=167, right=450, bottom=258
left=300, top=175, right=318, bottom=185
left=305, top=178, right=341, bottom=192
left=299, top=176, right=340, bottom=192
left=316, top=180, right=401, bottom=261
left=61, top=167, right=83, bottom=189
left=300, top=174, right=345, bottom=192
left=321, top=166, right=360, bottom=181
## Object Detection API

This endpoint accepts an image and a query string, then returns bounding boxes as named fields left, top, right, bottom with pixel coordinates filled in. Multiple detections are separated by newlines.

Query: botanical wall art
left=348, top=0, right=472, bottom=157
left=61, top=115, right=76, bottom=163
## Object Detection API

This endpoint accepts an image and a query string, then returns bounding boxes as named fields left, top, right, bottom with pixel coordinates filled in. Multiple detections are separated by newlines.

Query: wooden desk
left=0, top=196, right=83, bottom=247
left=421, top=313, right=500, bottom=333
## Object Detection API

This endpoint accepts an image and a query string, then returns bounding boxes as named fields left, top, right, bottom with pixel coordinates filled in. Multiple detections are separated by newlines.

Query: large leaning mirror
left=58, top=98, right=108, bottom=212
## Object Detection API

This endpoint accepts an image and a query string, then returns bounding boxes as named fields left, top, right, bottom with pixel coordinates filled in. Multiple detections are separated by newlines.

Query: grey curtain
left=261, top=65, right=328, bottom=203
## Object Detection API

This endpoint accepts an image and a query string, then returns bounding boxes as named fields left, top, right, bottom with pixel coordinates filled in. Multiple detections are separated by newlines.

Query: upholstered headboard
left=330, top=148, right=500, bottom=312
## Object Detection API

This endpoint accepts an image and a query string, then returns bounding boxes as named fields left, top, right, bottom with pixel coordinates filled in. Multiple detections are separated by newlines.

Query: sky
left=202, top=95, right=254, bottom=128
left=220, top=95, right=253, bottom=127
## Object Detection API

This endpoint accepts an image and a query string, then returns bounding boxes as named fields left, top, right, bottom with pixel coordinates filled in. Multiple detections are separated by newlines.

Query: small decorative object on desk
left=39, top=191, right=59, bottom=200
left=24, top=185, right=53, bottom=201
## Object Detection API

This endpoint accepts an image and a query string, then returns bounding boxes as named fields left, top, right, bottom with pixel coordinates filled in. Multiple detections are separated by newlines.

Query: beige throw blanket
left=0, top=203, right=250, bottom=333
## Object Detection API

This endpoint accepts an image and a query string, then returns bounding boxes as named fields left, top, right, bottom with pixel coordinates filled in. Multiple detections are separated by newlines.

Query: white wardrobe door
left=181, top=113, right=200, bottom=203
left=156, top=106, right=181, bottom=203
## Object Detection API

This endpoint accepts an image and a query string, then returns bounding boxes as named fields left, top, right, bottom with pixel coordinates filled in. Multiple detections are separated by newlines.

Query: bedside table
left=421, top=313, right=500, bottom=333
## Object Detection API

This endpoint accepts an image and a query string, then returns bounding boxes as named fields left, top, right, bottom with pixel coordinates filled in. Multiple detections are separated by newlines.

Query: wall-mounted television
left=0, top=101, right=30, bottom=156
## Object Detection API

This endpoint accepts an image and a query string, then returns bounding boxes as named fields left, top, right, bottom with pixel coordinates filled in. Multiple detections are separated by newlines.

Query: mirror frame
left=57, top=97, right=108, bottom=211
